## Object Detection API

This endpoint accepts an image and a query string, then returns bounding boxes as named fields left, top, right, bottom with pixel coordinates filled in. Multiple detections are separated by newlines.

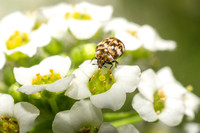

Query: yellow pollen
left=3, top=122, right=9, bottom=128
left=74, top=12, right=81, bottom=18
left=15, top=31, right=19, bottom=34
left=15, top=36, right=22, bottom=44
left=36, top=75, right=41, bottom=82
left=156, top=110, right=160, bottom=115
left=56, top=73, right=61, bottom=79
left=98, top=68, right=101, bottom=72
left=107, top=69, right=111, bottom=74
left=91, top=75, right=95, bottom=80
left=186, top=85, right=193, bottom=92
left=99, top=75, right=106, bottom=81
left=109, top=74, right=113, bottom=79
left=49, top=69, right=54, bottom=73
left=36, top=73, right=40, bottom=76
left=42, top=75, right=49, bottom=80
left=23, top=33, right=28, bottom=39
left=93, top=87, right=96, bottom=92
left=158, top=89, right=165, bottom=98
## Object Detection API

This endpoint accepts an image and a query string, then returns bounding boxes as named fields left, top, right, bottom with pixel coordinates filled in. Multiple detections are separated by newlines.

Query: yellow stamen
left=93, top=87, right=96, bottom=92
left=9, top=124, right=15, bottom=130
left=15, top=36, right=22, bottom=44
left=65, top=12, right=71, bottom=19
left=23, top=33, right=28, bottom=39
left=3, top=122, right=9, bottom=128
left=15, top=130, right=18, bottom=133
left=109, top=74, right=113, bottom=79
left=127, top=30, right=138, bottom=35
left=158, top=89, right=165, bottom=98
left=186, top=85, right=193, bottom=92
left=74, top=12, right=81, bottom=18
left=56, top=73, right=61, bottom=79
left=1, top=116, right=5, bottom=120
left=36, top=75, right=41, bottom=82
left=36, top=73, right=40, bottom=76
left=103, top=81, right=106, bottom=86
left=50, top=74, right=54, bottom=80
left=98, top=68, right=101, bottom=72
left=99, top=75, right=106, bottom=81
left=49, top=69, right=54, bottom=73
left=156, top=110, right=160, bottom=115
left=91, top=75, right=95, bottom=80
left=107, top=69, right=111, bottom=74
left=8, top=119, right=13, bottom=123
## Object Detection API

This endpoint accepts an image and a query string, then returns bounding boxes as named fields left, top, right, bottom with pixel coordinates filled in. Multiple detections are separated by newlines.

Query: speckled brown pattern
left=95, top=37, right=125, bottom=68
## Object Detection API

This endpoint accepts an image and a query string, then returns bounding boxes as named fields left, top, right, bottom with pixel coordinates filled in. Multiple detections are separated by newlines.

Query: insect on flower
left=92, top=37, right=125, bottom=69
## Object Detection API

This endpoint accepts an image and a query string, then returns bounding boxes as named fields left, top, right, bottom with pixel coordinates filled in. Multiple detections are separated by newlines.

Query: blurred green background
left=0, top=0, right=199, bottom=131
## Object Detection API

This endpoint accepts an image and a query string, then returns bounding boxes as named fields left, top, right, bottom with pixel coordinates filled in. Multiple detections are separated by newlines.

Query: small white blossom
left=184, top=122, right=200, bottom=133
left=52, top=100, right=103, bottom=133
left=14, top=56, right=75, bottom=94
left=43, top=2, right=113, bottom=40
left=0, top=93, right=40, bottom=133
left=65, top=60, right=141, bottom=111
left=0, top=11, right=51, bottom=57
left=157, top=67, right=200, bottom=120
left=104, top=18, right=176, bottom=51
left=132, top=68, right=186, bottom=126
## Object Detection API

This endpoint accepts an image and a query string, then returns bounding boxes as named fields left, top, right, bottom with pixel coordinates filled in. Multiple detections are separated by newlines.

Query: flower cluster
left=0, top=1, right=199, bottom=133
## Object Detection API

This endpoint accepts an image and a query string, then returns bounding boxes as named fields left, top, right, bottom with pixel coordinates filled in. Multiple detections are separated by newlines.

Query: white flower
left=104, top=18, right=176, bottom=51
left=14, top=56, right=75, bottom=94
left=0, top=52, right=6, bottom=69
left=0, top=93, right=40, bottom=133
left=132, top=68, right=186, bottom=126
left=157, top=67, right=200, bottom=120
left=0, top=11, right=51, bottom=57
left=52, top=100, right=103, bottom=133
left=44, top=2, right=113, bottom=40
left=184, top=122, right=200, bottom=133
left=65, top=60, right=141, bottom=111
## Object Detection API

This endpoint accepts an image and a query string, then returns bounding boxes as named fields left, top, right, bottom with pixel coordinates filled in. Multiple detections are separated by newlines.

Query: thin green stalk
left=103, top=111, right=135, bottom=121
left=110, top=115, right=143, bottom=128
left=48, top=97, right=59, bottom=113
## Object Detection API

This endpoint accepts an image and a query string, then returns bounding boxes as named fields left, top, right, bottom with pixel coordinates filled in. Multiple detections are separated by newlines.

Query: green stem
left=109, top=115, right=143, bottom=128
left=103, top=111, right=135, bottom=121
left=48, top=97, right=59, bottom=113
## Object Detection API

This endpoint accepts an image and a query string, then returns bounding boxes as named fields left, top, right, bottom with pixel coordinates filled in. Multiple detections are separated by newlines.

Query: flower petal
left=138, top=69, right=160, bottom=102
left=117, top=124, right=139, bottom=133
left=158, top=98, right=184, bottom=126
left=79, top=60, right=98, bottom=77
left=154, top=38, right=176, bottom=51
left=132, top=93, right=158, bottom=122
left=69, top=20, right=101, bottom=40
left=0, top=94, right=14, bottom=117
left=98, top=123, right=117, bottom=133
left=113, top=65, right=141, bottom=93
left=65, top=69, right=91, bottom=99
left=90, top=83, right=126, bottom=111
left=17, top=85, right=46, bottom=95
left=69, top=100, right=103, bottom=129
left=46, top=74, right=75, bottom=92
left=14, top=102, right=40, bottom=133
left=52, top=110, right=75, bottom=133
left=184, top=92, right=200, bottom=120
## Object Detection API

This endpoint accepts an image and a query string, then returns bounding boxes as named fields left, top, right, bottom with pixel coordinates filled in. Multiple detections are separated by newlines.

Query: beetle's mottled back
left=95, top=37, right=125, bottom=68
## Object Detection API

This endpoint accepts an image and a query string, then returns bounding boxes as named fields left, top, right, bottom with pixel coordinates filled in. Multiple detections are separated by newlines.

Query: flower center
left=88, top=68, right=116, bottom=95
left=6, top=31, right=30, bottom=50
left=65, top=5, right=91, bottom=20
left=0, top=116, right=19, bottom=133
left=153, top=89, right=166, bottom=115
left=32, top=69, right=61, bottom=85
left=126, top=29, right=138, bottom=36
